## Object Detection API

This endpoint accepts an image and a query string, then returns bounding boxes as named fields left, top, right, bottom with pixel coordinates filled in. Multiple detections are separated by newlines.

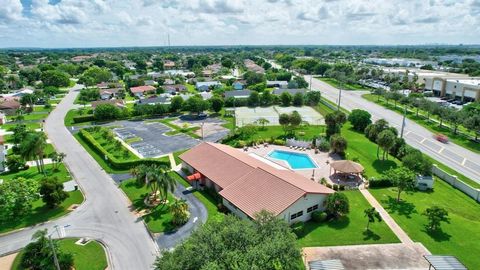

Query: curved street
left=0, top=85, right=159, bottom=270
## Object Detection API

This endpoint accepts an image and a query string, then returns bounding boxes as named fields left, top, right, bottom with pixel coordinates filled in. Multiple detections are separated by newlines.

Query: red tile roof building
left=180, top=142, right=334, bottom=223
left=130, top=85, right=156, bottom=95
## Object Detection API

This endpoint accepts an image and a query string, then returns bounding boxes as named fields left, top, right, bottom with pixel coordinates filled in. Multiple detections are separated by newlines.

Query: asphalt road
left=307, top=76, right=480, bottom=184
left=0, top=84, right=159, bottom=269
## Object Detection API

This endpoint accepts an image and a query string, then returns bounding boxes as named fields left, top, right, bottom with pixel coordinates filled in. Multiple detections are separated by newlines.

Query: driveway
left=0, top=84, right=159, bottom=270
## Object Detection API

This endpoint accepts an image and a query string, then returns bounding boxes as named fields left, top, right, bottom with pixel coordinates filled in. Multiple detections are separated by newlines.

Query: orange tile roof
left=180, top=142, right=334, bottom=218
left=130, top=85, right=156, bottom=93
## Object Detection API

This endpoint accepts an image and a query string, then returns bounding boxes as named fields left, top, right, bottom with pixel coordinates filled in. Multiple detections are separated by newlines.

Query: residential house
left=136, top=96, right=168, bottom=105
left=232, top=81, right=245, bottom=90
left=164, top=84, right=187, bottom=94
left=267, top=80, right=288, bottom=88
left=244, top=59, right=265, bottom=74
left=100, top=88, right=122, bottom=100
left=272, top=88, right=307, bottom=96
left=164, top=70, right=195, bottom=78
left=180, top=142, right=334, bottom=223
left=91, top=99, right=126, bottom=110
left=130, top=85, right=156, bottom=97
left=96, top=82, right=122, bottom=89
left=0, top=97, right=21, bottom=115
left=196, top=81, right=221, bottom=92
left=0, top=112, right=6, bottom=125
left=147, top=71, right=163, bottom=79
left=164, top=60, right=176, bottom=69
left=144, top=80, right=156, bottom=86
left=164, top=79, right=175, bottom=85
left=224, top=90, right=251, bottom=99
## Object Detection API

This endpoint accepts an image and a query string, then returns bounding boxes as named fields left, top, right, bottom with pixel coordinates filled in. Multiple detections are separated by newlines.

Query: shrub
left=339, top=184, right=346, bottom=191
left=273, top=139, right=286, bottom=145
left=368, top=177, right=392, bottom=188
left=291, top=221, right=305, bottom=236
left=5, top=154, right=25, bottom=172
left=73, top=114, right=95, bottom=123
left=320, top=177, right=327, bottom=185
left=318, top=139, right=330, bottom=152
left=326, top=183, right=333, bottom=189
left=311, top=211, right=328, bottom=222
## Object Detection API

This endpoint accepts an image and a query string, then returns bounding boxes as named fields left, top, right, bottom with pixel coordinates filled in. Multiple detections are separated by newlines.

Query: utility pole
left=48, top=235, right=61, bottom=270
left=400, top=105, right=407, bottom=138
left=337, top=88, right=342, bottom=111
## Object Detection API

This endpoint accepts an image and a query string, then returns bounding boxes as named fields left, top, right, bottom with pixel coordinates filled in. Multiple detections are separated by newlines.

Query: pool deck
left=242, top=145, right=339, bottom=183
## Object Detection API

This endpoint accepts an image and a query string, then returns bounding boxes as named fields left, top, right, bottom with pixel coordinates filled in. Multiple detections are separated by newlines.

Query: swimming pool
left=268, top=150, right=318, bottom=169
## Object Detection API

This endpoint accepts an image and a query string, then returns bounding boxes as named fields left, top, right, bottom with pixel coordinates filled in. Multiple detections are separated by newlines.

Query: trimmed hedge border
left=73, top=114, right=95, bottom=123
left=78, top=129, right=170, bottom=170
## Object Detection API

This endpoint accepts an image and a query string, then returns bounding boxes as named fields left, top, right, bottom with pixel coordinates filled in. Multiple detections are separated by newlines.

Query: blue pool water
left=268, top=150, right=318, bottom=169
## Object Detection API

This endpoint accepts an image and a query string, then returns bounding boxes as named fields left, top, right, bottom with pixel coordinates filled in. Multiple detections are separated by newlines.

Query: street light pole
left=337, top=88, right=342, bottom=111
left=309, top=74, right=312, bottom=91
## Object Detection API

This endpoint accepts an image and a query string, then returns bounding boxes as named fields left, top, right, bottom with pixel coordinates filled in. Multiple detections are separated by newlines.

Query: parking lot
left=110, top=120, right=199, bottom=158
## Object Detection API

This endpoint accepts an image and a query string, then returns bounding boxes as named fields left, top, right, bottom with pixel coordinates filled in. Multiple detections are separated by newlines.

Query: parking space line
left=438, top=147, right=444, bottom=153
left=462, top=158, right=467, bottom=166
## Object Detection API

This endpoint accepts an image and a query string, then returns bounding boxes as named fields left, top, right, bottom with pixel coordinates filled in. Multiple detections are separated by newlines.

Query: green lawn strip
left=362, top=94, right=480, bottom=154
left=3, top=122, right=42, bottom=131
left=370, top=180, right=480, bottom=269
left=124, top=136, right=143, bottom=144
left=0, top=190, right=83, bottom=234
left=172, top=150, right=187, bottom=166
left=11, top=237, right=106, bottom=270
left=317, top=77, right=372, bottom=91
left=33, top=106, right=53, bottom=113
left=218, top=109, right=235, bottom=130
left=87, top=128, right=139, bottom=162
left=297, top=190, right=399, bottom=247
left=173, top=172, right=224, bottom=223
left=73, top=132, right=129, bottom=174
left=252, top=125, right=325, bottom=141
left=7, top=113, right=49, bottom=122
left=0, top=163, right=71, bottom=183
left=342, top=123, right=401, bottom=178
left=119, top=178, right=177, bottom=233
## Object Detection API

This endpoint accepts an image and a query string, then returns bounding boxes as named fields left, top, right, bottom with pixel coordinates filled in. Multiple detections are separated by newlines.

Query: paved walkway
left=360, top=189, right=414, bottom=245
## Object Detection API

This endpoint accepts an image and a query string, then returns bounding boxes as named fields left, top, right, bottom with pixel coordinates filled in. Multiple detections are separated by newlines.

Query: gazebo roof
left=330, top=160, right=364, bottom=174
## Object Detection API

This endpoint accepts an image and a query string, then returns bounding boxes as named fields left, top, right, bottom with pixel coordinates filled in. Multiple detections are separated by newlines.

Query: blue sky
left=0, top=0, right=479, bottom=48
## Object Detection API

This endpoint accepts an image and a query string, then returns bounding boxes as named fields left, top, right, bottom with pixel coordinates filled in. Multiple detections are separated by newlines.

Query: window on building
left=290, top=211, right=304, bottom=220
left=307, top=204, right=319, bottom=213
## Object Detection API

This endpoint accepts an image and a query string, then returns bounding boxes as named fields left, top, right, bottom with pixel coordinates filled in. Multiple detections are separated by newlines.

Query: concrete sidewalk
left=360, top=189, right=414, bottom=245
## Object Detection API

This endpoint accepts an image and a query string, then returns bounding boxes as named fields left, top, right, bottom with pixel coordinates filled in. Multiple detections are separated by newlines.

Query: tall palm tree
left=154, top=168, right=176, bottom=204
left=131, top=164, right=176, bottom=204
left=20, top=132, right=47, bottom=174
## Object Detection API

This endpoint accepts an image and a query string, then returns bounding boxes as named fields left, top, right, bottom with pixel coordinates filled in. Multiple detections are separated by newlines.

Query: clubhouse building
left=180, top=142, right=334, bottom=224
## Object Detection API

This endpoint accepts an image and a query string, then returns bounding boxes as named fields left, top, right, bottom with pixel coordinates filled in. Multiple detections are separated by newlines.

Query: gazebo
left=329, top=160, right=364, bottom=178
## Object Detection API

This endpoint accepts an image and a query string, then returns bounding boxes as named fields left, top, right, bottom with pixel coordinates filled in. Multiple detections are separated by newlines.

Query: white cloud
left=0, top=0, right=478, bottom=47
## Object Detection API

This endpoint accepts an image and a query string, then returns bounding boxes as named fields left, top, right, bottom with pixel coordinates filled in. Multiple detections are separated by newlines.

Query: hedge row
left=73, top=114, right=95, bottom=123
left=78, top=129, right=170, bottom=170
left=368, top=178, right=392, bottom=188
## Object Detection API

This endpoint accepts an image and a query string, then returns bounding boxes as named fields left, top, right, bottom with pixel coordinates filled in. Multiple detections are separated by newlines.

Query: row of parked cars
left=439, top=96, right=471, bottom=106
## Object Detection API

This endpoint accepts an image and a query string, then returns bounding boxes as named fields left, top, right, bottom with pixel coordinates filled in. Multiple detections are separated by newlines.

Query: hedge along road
left=0, top=84, right=159, bottom=270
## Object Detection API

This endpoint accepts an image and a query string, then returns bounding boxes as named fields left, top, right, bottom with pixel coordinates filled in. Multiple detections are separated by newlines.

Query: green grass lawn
left=297, top=191, right=399, bottom=247
left=185, top=83, right=196, bottom=94
left=252, top=125, right=325, bottom=141
left=11, top=237, right=107, bottom=270
left=73, top=132, right=129, bottom=174
left=370, top=180, right=480, bottom=269
left=159, top=118, right=201, bottom=139
left=342, top=122, right=401, bottom=178
left=124, top=94, right=136, bottom=102
left=2, top=122, right=42, bottom=131
left=0, top=163, right=71, bottom=183
left=120, top=178, right=176, bottom=233
left=173, top=149, right=187, bottom=167
left=64, top=109, right=94, bottom=127
left=173, top=172, right=224, bottom=223
left=362, top=94, right=480, bottom=154
left=318, top=77, right=372, bottom=91
left=33, top=106, right=53, bottom=113
left=87, top=128, right=139, bottom=162
left=7, top=112, right=49, bottom=122
left=0, top=190, right=83, bottom=234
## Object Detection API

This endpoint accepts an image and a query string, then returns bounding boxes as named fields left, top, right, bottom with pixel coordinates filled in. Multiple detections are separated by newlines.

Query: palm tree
left=152, top=167, right=176, bottom=204
left=130, top=164, right=151, bottom=186
left=20, top=132, right=47, bottom=174
left=364, top=207, right=382, bottom=231
left=170, top=198, right=189, bottom=225
left=131, top=164, right=176, bottom=205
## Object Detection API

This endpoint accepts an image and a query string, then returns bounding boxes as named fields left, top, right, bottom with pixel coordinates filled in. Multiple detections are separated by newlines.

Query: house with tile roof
left=130, top=85, right=156, bottom=97
left=180, top=142, right=334, bottom=223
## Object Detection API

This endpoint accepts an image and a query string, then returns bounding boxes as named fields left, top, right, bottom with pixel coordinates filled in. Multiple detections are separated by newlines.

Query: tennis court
left=234, top=106, right=324, bottom=127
